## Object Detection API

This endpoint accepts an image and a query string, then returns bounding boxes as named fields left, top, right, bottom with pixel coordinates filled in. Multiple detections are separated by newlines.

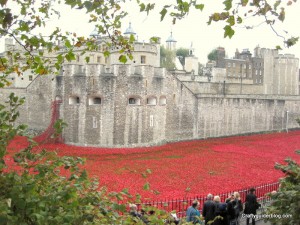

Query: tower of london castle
left=1, top=24, right=300, bottom=147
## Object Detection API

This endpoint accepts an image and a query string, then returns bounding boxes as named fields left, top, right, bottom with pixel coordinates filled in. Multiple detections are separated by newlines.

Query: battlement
left=276, top=54, right=299, bottom=64
left=62, top=64, right=166, bottom=78
left=109, top=42, right=158, bottom=55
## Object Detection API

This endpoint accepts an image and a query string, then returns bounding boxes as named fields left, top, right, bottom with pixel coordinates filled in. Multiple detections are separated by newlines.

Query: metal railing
left=137, top=182, right=279, bottom=218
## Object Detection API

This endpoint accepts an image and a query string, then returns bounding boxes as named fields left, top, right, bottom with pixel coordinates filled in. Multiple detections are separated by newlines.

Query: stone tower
left=185, top=42, right=199, bottom=74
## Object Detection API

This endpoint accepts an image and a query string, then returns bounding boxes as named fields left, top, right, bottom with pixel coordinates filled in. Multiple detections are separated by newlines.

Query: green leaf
left=84, top=1, right=93, bottom=12
left=237, top=16, right=243, bottom=24
left=195, top=4, right=204, bottom=11
left=278, top=8, right=285, bottom=21
left=0, top=0, right=8, bottom=7
left=274, top=0, right=281, bottom=10
left=143, top=182, right=150, bottom=190
left=160, top=8, right=167, bottom=21
left=3, top=11, right=13, bottom=28
left=119, top=55, right=127, bottom=64
left=139, top=3, right=145, bottom=11
left=145, top=3, right=155, bottom=15
left=65, top=51, right=75, bottom=61
left=223, top=0, right=232, bottom=10
left=241, top=0, right=249, bottom=6
left=227, top=16, right=235, bottom=26
left=64, top=40, right=72, bottom=49
left=129, top=34, right=135, bottom=43
left=224, top=25, right=235, bottom=38
left=150, top=37, right=159, bottom=43
left=285, top=37, right=299, bottom=47
left=104, top=51, right=110, bottom=58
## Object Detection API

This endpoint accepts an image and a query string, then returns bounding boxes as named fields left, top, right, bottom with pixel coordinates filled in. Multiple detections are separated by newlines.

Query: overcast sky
left=2, top=1, right=300, bottom=63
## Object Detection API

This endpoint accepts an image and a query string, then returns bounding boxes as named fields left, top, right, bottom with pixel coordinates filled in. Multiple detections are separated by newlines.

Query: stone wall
left=182, top=81, right=264, bottom=95
left=0, top=75, right=54, bottom=133
left=196, top=94, right=300, bottom=139
left=1, top=64, right=300, bottom=148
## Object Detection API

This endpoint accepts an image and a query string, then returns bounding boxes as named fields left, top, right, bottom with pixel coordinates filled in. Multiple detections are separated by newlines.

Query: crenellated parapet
left=276, top=54, right=299, bottom=64
left=154, top=67, right=166, bottom=78
left=62, top=63, right=166, bottom=79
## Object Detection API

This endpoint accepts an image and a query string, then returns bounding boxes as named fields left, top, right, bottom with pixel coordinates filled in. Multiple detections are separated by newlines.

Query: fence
left=136, top=181, right=279, bottom=218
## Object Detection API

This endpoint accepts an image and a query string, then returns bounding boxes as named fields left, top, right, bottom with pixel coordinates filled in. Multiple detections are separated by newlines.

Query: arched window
left=147, top=96, right=157, bottom=106
left=128, top=97, right=141, bottom=105
left=88, top=96, right=102, bottom=105
left=69, top=96, right=80, bottom=105
left=159, top=96, right=167, bottom=105
left=55, top=95, right=62, bottom=104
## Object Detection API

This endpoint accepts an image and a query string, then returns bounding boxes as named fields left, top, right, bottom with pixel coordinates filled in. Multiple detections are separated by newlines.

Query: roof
left=89, top=27, right=99, bottom=38
left=166, top=32, right=177, bottom=42
left=124, top=22, right=136, bottom=35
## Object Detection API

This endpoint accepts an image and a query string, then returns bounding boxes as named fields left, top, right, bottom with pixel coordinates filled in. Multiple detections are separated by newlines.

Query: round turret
left=90, top=27, right=99, bottom=38
left=124, top=22, right=136, bottom=36
left=166, top=32, right=177, bottom=50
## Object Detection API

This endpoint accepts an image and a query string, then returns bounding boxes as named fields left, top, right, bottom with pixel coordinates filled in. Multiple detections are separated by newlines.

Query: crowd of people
left=129, top=188, right=261, bottom=225
left=184, top=187, right=261, bottom=225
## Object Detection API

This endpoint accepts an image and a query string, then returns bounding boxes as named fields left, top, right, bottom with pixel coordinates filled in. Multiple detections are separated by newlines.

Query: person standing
left=233, top=192, right=243, bottom=225
left=244, top=188, right=260, bottom=225
left=128, top=204, right=149, bottom=224
left=203, top=193, right=216, bottom=225
left=226, top=194, right=237, bottom=225
left=186, top=200, right=202, bottom=224
left=213, top=195, right=229, bottom=225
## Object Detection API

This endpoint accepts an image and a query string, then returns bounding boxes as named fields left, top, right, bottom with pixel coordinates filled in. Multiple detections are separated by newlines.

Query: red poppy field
left=6, top=130, right=300, bottom=200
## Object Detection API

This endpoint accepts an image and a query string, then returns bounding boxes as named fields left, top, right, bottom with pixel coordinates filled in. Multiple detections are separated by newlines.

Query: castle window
left=89, top=97, right=102, bottom=105
left=141, top=55, right=146, bottom=64
left=69, top=96, right=80, bottom=105
left=55, top=96, right=62, bottom=102
left=260, top=70, right=262, bottom=76
left=92, top=116, right=97, bottom=128
left=255, top=70, right=258, bottom=75
left=29, top=75, right=33, bottom=81
left=90, top=54, right=94, bottom=63
left=249, top=65, right=252, bottom=70
left=159, top=96, right=167, bottom=105
left=76, top=55, right=80, bottom=62
left=150, top=115, right=154, bottom=127
left=128, top=97, right=141, bottom=105
left=97, top=56, right=101, bottom=63
left=147, top=96, right=157, bottom=106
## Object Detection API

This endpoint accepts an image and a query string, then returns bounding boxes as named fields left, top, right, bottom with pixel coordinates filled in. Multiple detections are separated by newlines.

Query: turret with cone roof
left=89, top=27, right=100, bottom=39
left=166, top=31, right=177, bottom=51
left=124, top=22, right=136, bottom=37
